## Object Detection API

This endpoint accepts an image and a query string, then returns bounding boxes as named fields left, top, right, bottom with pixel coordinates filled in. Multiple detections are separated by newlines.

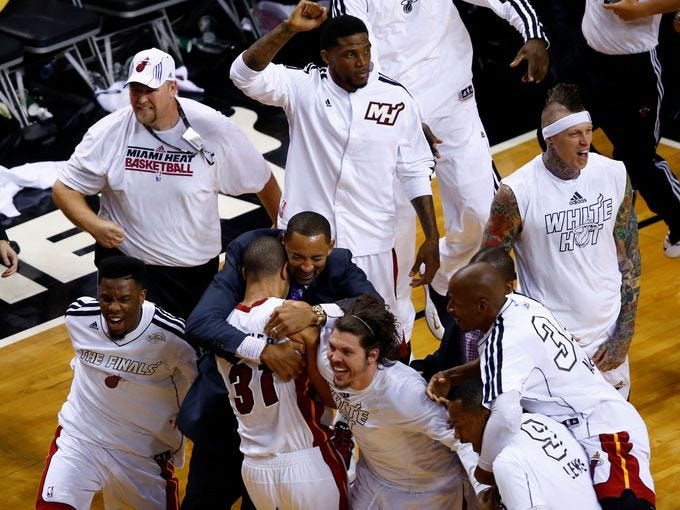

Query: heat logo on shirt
left=364, top=101, right=405, bottom=126
left=124, top=146, right=196, bottom=177
left=543, top=193, right=613, bottom=252
left=333, top=391, right=369, bottom=427
left=78, top=348, right=161, bottom=375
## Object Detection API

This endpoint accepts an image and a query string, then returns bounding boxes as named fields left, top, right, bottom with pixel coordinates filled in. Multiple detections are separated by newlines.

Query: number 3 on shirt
left=531, top=316, right=577, bottom=371
left=228, top=363, right=280, bottom=414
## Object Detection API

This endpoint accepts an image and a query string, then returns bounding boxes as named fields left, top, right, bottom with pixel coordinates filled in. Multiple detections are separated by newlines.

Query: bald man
left=483, top=83, right=640, bottom=399
left=435, top=261, right=655, bottom=510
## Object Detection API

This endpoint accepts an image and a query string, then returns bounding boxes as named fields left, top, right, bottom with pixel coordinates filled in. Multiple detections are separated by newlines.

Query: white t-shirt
left=479, top=293, right=646, bottom=441
left=317, top=331, right=464, bottom=492
left=217, top=297, right=334, bottom=457
left=503, top=152, right=626, bottom=347
left=61, top=97, right=271, bottom=266
left=58, top=298, right=197, bottom=464
left=494, top=413, right=600, bottom=510
left=582, top=0, right=661, bottom=55
left=230, top=55, right=433, bottom=257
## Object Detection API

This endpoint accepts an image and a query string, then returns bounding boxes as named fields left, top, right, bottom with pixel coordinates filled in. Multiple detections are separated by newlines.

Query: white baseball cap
left=125, top=48, right=176, bottom=89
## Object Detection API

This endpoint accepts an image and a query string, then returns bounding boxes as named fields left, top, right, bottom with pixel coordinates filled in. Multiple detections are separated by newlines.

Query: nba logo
left=46, top=486, right=54, bottom=498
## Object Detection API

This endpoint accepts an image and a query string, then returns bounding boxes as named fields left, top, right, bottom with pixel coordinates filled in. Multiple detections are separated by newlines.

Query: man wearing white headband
left=483, top=83, right=640, bottom=400
left=52, top=47, right=281, bottom=319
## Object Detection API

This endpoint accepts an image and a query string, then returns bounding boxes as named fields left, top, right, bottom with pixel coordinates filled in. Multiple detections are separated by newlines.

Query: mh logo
left=364, top=101, right=405, bottom=125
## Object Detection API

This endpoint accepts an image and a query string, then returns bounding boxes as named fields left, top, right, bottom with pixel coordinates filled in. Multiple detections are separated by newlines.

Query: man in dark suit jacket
left=179, top=211, right=379, bottom=510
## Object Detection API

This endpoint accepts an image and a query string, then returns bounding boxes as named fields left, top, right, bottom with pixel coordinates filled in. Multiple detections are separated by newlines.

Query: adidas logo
left=325, top=98, right=332, bottom=108
left=88, top=321, right=99, bottom=330
left=156, top=145, right=165, bottom=152
left=569, top=191, right=587, bottom=205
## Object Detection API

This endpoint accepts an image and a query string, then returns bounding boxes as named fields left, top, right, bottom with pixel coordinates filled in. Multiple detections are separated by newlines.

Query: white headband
left=542, top=111, right=591, bottom=139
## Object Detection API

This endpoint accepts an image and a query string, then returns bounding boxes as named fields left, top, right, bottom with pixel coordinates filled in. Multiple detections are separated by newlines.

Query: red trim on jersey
left=155, top=456, right=180, bottom=510
left=293, top=375, right=332, bottom=447
left=595, top=432, right=655, bottom=506
left=318, top=440, right=350, bottom=510
left=36, top=426, right=77, bottom=510
left=235, top=298, right=269, bottom=312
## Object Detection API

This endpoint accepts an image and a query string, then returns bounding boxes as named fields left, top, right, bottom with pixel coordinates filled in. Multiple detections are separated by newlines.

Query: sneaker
left=664, top=231, right=680, bottom=258
left=424, top=284, right=445, bottom=340
left=331, top=421, right=354, bottom=470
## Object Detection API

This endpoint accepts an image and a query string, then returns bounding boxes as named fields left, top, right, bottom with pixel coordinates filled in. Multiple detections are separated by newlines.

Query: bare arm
left=289, top=326, right=336, bottom=408
left=409, top=194, right=440, bottom=287
left=52, top=180, right=125, bottom=248
left=592, top=177, right=640, bottom=372
left=426, top=358, right=481, bottom=403
left=604, top=0, right=680, bottom=21
left=242, top=1, right=328, bottom=71
left=256, top=173, right=282, bottom=224
left=482, top=184, right=522, bottom=253
left=0, top=238, right=18, bottom=277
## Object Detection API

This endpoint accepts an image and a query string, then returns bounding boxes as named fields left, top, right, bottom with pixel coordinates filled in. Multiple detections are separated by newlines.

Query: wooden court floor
left=1, top=131, right=678, bottom=509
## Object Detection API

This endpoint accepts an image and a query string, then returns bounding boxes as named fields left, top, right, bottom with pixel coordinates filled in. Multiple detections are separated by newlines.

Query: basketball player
left=230, top=5, right=440, bottom=352
left=312, top=295, right=484, bottom=509
left=447, top=378, right=600, bottom=510
left=437, top=262, right=655, bottom=509
left=36, top=256, right=197, bottom=510
left=483, top=83, right=640, bottom=398
left=216, top=236, right=348, bottom=509
left=330, top=0, right=549, bottom=340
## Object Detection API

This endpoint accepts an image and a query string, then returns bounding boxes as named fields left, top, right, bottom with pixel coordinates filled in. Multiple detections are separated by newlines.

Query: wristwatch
left=311, top=304, right=326, bottom=326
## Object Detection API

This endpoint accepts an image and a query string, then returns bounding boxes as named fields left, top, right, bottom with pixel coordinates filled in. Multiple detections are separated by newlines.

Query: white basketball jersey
left=479, top=293, right=645, bottom=440
left=217, top=298, right=334, bottom=457
left=59, top=298, right=197, bottom=462
left=494, top=413, right=600, bottom=510
left=503, top=153, right=627, bottom=347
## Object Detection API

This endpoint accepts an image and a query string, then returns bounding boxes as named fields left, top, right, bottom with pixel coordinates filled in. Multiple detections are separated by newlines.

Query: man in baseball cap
left=125, top=47, right=176, bottom=89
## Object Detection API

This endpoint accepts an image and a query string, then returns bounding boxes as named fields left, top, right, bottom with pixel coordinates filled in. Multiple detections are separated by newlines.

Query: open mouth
left=333, top=366, right=349, bottom=378
left=106, top=316, right=125, bottom=334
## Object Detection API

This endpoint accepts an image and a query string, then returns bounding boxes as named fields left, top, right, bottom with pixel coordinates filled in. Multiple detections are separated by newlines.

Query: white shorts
left=580, top=427, right=655, bottom=506
left=37, top=426, right=178, bottom=510
left=350, top=462, right=465, bottom=510
left=391, top=184, right=417, bottom=343
left=241, top=444, right=348, bottom=510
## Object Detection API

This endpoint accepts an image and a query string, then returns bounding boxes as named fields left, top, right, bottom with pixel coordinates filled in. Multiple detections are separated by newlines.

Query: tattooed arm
left=482, top=184, right=523, bottom=253
left=592, top=177, right=640, bottom=372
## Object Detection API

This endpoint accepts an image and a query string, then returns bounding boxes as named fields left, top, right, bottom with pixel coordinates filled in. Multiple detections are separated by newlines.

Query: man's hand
left=592, top=337, right=630, bottom=372
left=287, top=0, right=328, bottom=33
left=0, top=240, right=18, bottom=277
left=426, top=360, right=480, bottom=402
left=510, top=38, right=549, bottom=83
left=260, top=341, right=305, bottom=382
left=265, top=300, right=317, bottom=340
left=603, top=0, right=651, bottom=21
left=477, top=486, right=502, bottom=510
left=422, top=122, right=442, bottom=159
left=410, top=238, right=439, bottom=287
left=91, top=218, right=125, bottom=248
left=288, top=326, right=321, bottom=352
left=475, top=465, right=496, bottom=486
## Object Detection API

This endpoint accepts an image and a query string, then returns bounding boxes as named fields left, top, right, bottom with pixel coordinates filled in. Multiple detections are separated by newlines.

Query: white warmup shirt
left=503, top=152, right=627, bottom=347
left=479, top=293, right=647, bottom=442
left=494, top=413, right=600, bottom=510
left=217, top=298, right=334, bottom=457
left=317, top=332, right=468, bottom=493
left=59, top=298, right=197, bottom=464
left=61, top=97, right=272, bottom=266
left=230, top=55, right=433, bottom=257
left=582, top=0, right=661, bottom=55
left=331, top=0, right=546, bottom=119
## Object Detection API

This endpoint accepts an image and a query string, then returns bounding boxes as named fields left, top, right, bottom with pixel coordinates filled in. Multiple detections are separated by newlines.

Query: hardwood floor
left=2, top=132, right=678, bottom=509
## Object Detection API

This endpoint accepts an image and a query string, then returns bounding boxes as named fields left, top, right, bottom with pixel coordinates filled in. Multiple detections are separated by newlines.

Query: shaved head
left=541, top=102, right=573, bottom=130
left=447, top=262, right=508, bottom=332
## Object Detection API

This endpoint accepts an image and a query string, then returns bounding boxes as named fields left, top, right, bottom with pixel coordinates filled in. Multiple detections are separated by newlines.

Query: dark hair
left=283, top=211, right=332, bottom=244
left=320, top=15, right=368, bottom=50
left=544, top=83, right=585, bottom=114
left=97, top=255, right=146, bottom=286
left=335, top=294, right=400, bottom=366
left=447, top=377, right=485, bottom=410
left=470, top=247, right=516, bottom=283
left=243, top=236, right=286, bottom=279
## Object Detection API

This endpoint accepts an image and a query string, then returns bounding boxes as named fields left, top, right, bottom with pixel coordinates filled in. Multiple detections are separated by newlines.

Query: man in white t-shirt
left=447, top=378, right=600, bottom=510
left=483, top=83, right=640, bottom=397
left=311, top=294, right=482, bottom=509
left=36, top=256, right=197, bottom=510
left=437, top=262, right=655, bottom=510
left=216, top=235, right=348, bottom=509
left=53, top=47, right=281, bottom=319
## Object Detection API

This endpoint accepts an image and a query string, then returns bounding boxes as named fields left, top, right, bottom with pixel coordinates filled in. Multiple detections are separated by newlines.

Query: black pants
left=94, top=244, right=219, bottom=319
left=580, top=47, right=680, bottom=240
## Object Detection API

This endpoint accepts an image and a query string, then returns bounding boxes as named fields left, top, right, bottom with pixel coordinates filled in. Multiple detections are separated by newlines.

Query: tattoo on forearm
left=243, top=22, right=296, bottom=71
left=482, top=185, right=521, bottom=253
left=411, top=195, right=439, bottom=240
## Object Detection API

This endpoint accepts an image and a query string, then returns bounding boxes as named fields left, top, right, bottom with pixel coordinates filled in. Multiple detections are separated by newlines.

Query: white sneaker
left=424, top=285, right=445, bottom=340
left=664, top=231, right=680, bottom=258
